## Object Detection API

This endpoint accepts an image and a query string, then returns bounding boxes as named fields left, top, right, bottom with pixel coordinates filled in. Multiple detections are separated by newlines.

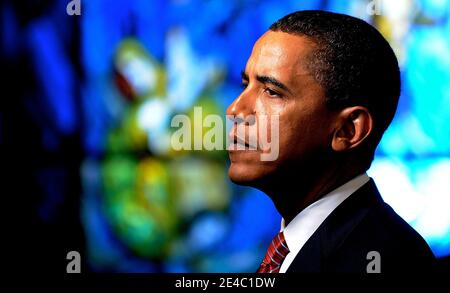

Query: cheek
left=277, top=119, right=303, bottom=160
left=277, top=106, right=329, bottom=161
left=255, top=96, right=287, bottom=151
left=255, top=95, right=286, bottom=115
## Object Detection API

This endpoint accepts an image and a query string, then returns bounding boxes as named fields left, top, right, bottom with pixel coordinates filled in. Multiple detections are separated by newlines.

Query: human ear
left=331, top=106, right=373, bottom=152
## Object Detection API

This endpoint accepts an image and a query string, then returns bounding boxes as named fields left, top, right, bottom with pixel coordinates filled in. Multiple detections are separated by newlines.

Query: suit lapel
left=286, top=179, right=383, bottom=272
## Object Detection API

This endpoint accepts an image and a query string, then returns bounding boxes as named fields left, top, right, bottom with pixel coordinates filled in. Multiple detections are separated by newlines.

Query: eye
left=264, top=88, right=281, bottom=98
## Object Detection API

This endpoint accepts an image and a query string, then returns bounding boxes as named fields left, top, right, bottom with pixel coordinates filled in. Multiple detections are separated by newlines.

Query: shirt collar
left=280, top=173, right=370, bottom=255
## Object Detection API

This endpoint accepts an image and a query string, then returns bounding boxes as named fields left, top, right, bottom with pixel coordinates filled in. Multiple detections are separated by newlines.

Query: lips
left=229, top=134, right=258, bottom=150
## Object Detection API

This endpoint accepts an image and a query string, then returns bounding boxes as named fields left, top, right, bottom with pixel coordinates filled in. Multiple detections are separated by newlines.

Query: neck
left=259, top=162, right=364, bottom=225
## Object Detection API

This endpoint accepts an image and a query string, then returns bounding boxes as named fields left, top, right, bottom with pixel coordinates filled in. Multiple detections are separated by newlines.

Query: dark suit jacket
left=286, top=179, right=437, bottom=273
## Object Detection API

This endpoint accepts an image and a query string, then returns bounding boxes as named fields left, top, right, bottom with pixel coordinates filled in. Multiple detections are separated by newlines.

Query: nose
left=226, top=89, right=256, bottom=125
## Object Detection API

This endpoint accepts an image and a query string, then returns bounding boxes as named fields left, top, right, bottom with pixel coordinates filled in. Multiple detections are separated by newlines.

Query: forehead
left=246, top=31, right=315, bottom=78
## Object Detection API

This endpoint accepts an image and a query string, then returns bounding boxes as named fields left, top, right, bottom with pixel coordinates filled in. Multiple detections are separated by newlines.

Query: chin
left=228, top=162, right=274, bottom=187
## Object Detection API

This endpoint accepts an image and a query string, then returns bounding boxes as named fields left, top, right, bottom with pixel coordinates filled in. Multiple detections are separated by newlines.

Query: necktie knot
left=257, top=231, right=289, bottom=273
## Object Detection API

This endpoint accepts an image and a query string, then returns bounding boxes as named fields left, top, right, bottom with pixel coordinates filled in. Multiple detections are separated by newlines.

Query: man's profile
left=227, top=10, right=436, bottom=273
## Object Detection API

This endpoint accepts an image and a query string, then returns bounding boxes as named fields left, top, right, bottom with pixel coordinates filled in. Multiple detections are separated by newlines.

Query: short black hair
left=270, top=10, right=400, bottom=165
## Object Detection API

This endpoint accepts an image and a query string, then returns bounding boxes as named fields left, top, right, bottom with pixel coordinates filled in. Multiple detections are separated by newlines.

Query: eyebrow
left=241, top=70, right=292, bottom=94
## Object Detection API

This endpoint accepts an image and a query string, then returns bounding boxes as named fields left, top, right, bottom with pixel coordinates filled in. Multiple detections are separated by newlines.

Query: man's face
left=227, top=31, right=335, bottom=186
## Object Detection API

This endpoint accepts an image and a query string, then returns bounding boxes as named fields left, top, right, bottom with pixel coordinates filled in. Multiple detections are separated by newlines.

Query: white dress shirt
left=279, top=173, right=370, bottom=273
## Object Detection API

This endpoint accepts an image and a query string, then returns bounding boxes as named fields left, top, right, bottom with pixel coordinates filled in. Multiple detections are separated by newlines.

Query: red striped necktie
left=257, top=231, right=290, bottom=273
